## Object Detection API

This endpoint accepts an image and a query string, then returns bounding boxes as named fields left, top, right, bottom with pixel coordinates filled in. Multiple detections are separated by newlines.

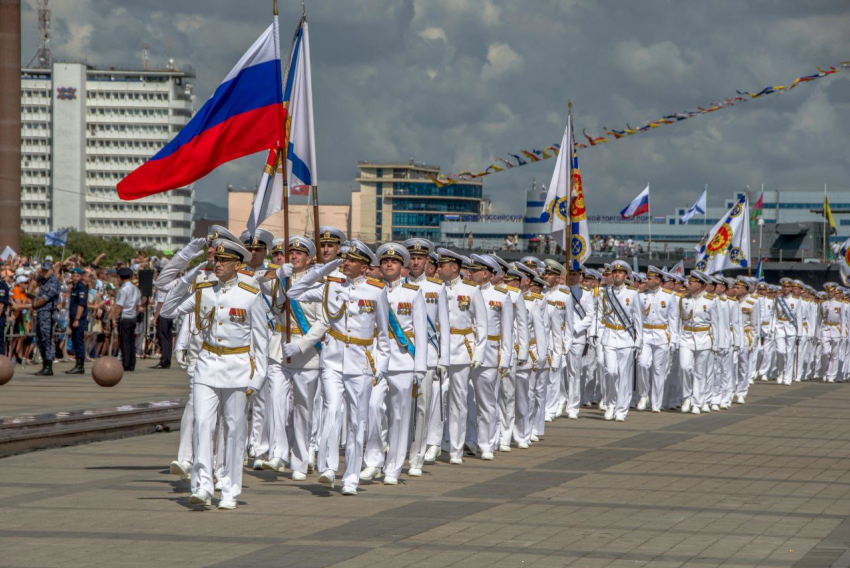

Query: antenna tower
left=28, top=0, right=52, bottom=68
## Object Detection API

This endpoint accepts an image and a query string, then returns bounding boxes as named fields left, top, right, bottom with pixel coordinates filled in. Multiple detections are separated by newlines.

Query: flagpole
left=647, top=182, right=652, bottom=260
left=745, top=186, right=751, bottom=276
left=273, top=0, right=292, bottom=358
left=565, top=100, right=572, bottom=278
left=823, top=184, right=829, bottom=264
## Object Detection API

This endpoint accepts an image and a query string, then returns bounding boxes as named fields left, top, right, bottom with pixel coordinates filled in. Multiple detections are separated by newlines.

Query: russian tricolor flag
left=118, top=23, right=283, bottom=201
left=621, top=185, right=650, bottom=219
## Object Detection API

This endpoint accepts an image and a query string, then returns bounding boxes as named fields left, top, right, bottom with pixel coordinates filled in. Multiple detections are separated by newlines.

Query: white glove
left=180, top=262, right=207, bottom=285
left=276, top=263, right=294, bottom=280
left=414, top=371, right=426, bottom=384
left=175, top=349, right=188, bottom=369
left=318, top=258, right=344, bottom=277
left=180, top=237, right=208, bottom=261
left=373, top=372, right=386, bottom=385
left=498, top=366, right=510, bottom=377
left=470, top=361, right=482, bottom=369
left=436, top=364, right=448, bottom=380
left=282, top=342, right=301, bottom=358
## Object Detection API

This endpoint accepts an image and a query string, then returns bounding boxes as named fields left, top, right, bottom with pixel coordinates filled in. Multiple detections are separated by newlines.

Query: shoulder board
left=674, top=291, right=685, bottom=297
left=238, top=282, right=259, bottom=294
left=193, top=281, right=214, bottom=291
left=626, top=284, right=637, bottom=291
left=238, top=268, right=254, bottom=276
left=745, top=298, right=756, bottom=304
left=366, top=278, right=385, bottom=289
left=427, top=276, right=443, bottom=285
left=402, top=283, right=419, bottom=291
left=494, top=285, right=508, bottom=294
left=559, top=286, right=571, bottom=294
left=462, top=279, right=477, bottom=287
left=267, top=263, right=280, bottom=269
left=661, top=288, right=672, bottom=295
left=531, top=292, right=544, bottom=300
left=705, top=293, right=716, bottom=300
left=524, top=294, right=534, bottom=301
left=504, top=285, right=520, bottom=293
left=327, top=276, right=344, bottom=284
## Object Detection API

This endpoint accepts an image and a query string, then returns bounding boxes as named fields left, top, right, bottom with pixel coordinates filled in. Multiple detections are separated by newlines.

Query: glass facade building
left=355, top=161, right=485, bottom=244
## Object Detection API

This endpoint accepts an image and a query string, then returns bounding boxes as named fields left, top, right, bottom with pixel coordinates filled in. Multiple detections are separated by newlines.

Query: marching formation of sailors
left=157, top=228, right=850, bottom=509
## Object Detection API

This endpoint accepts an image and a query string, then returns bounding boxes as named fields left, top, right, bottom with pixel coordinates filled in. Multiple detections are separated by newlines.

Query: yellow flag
left=824, top=193, right=837, bottom=235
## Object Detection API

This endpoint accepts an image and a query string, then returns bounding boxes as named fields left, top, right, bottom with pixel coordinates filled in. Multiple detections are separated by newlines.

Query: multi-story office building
left=20, top=61, right=196, bottom=249
left=354, top=161, right=486, bottom=244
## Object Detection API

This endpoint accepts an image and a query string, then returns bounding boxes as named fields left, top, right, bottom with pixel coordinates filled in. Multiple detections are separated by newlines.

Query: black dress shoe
left=152, top=363, right=164, bottom=369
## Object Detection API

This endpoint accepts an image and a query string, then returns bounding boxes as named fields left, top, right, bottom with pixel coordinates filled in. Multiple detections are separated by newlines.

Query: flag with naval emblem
left=694, top=194, right=750, bottom=274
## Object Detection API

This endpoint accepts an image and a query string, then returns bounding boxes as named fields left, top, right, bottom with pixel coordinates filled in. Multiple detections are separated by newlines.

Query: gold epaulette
left=463, top=279, right=477, bottom=286
left=367, top=278, right=385, bottom=288
left=327, top=276, right=344, bottom=284
left=267, top=263, right=281, bottom=269
left=494, top=285, right=508, bottom=294
left=238, top=282, right=259, bottom=294
left=674, top=291, right=685, bottom=297
left=626, top=284, right=637, bottom=291
left=531, top=292, right=544, bottom=300
left=559, top=286, right=571, bottom=295
left=705, top=292, right=716, bottom=300
left=504, top=285, right=520, bottom=293
left=193, top=281, right=214, bottom=291
left=524, top=294, right=534, bottom=301
left=402, top=283, right=419, bottom=291
left=427, top=276, right=443, bottom=285
left=238, top=268, right=255, bottom=276
left=661, top=288, right=673, bottom=295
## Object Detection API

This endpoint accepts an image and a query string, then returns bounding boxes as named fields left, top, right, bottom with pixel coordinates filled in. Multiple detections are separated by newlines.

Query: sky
left=21, top=0, right=850, bottom=219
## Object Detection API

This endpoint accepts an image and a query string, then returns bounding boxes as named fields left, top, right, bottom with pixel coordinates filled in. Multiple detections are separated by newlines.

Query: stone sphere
left=92, top=357, right=123, bottom=387
left=0, top=355, right=13, bottom=385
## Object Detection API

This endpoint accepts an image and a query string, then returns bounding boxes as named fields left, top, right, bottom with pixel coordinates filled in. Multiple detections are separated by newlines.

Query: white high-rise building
left=20, top=61, right=196, bottom=249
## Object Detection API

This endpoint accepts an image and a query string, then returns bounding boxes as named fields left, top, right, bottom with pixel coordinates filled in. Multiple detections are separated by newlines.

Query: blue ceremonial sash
left=776, top=296, right=795, bottom=323
left=388, top=307, right=415, bottom=358
left=426, top=315, right=440, bottom=355
left=290, top=299, right=322, bottom=352
left=604, top=286, right=636, bottom=339
left=574, top=298, right=586, bottom=320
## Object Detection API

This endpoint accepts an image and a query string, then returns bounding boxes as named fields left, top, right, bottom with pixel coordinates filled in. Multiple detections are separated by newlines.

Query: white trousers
left=192, top=383, right=248, bottom=502
left=531, top=366, right=551, bottom=437
left=425, top=369, right=448, bottom=447
left=680, top=346, right=710, bottom=408
left=249, top=376, right=270, bottom=458
left=778, top=336, right=798, bottom=384
left=287, top=368, right=320, bottom=473
left=637, top=343, right=669, bottom=411
left=177, top=375, right=195, bottom=464
left=566, top=342, right=586, bottom=415
left=506, top=364, right=534, bottom=446
left=317, top=369, right=371, bottom=488
left=310, top=383, right=323, bottom=456
left=266, top=360, right=293, bottom=463
left=602, top=346, right=635, bottom=419
left=545, top=363, right=564, bottom=419
left=470, top=366, right=500, bottom=454
left=758, top=334, right=776, bottom=378
left=823, top=338, right=841, bottom=382
left=409, top=368, right=436, bottom=470
left=498, top=364, right=519, bottom=447
left=511, top=364, right=534, bottom=444
left=711, top=348, right=733, bottom=405
left=735, top=349, right=752, bottom=397
left=447, top=364, right=472, bottom=460
left=365, top=370, right=414, bottom=479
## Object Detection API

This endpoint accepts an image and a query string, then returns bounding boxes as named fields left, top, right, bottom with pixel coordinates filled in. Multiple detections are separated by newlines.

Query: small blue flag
left=44, top=228, right=69, bottom=247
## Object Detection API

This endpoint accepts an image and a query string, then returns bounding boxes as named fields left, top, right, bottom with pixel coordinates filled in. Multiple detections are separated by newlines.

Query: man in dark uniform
left=33, top=261, right=60, bottom=376
left=65, top=267, right=88, bottom=374
left=0, top=274, right=8, bottom=357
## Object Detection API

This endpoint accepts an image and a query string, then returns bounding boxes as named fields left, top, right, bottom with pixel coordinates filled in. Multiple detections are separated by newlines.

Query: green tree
left=21, top=230, right=162, bottom=266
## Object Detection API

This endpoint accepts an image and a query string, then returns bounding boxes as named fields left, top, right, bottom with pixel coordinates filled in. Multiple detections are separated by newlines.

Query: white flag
left=541, top=114, right=570, bottom=248
left=248, top=150, right=284, bottom=234
left=838, top=237, right=850, bottom=286
left=694, top=194, right=750, bottom=274
left=286, top=18, right=317, bottom=193
left=679, top=188, right=707, bottom=224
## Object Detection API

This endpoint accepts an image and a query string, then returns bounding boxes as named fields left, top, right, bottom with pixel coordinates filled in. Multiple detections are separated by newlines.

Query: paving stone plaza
left=1, top=364, right=849, bottom=567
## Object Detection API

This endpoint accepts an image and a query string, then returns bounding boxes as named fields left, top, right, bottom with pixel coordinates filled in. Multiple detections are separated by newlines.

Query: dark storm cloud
left=21, top=0, right=850, bottom=220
